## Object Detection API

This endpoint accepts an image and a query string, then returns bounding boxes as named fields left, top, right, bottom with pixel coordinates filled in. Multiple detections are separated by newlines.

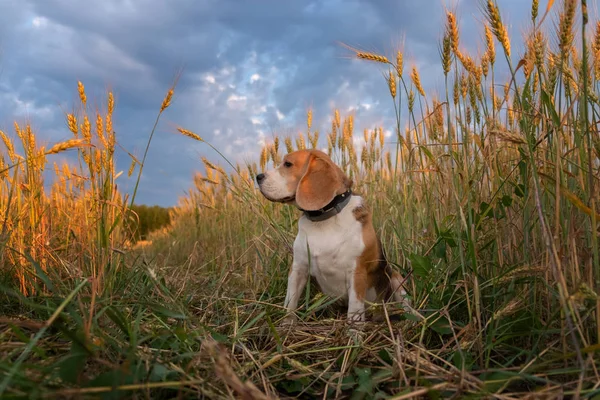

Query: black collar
left=299, top=190, right=352, bottom=222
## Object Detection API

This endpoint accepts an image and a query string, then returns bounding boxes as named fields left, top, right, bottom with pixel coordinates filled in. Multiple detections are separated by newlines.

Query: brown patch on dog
left=295, top=150, right=351, bottom=211
left=352, top=203, right=400, bottom=302
left=276, top=151, right=312, bottom=198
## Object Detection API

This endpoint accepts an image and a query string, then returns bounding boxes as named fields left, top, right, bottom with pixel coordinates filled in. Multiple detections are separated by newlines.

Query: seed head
left=128, top=157, right=137, bottom=177
left=96, top=114, right=106, bottom=146
left=531, top=0, right=539, bottom=22
left=441, top=35, right=452, bottom=75
left=67, top=114, right=78, bottom=136
left=0, top=129, right=16, bottom=161
left=77, top=81, right=87, bottom=106
left=161, top=88, right=174, bottom=112
left=107, top=91, right=115, bottom=115
left=486, top=0, right=511, bottom=58
left=284, top=137, right=293, bottom=153
left=356, top=51, right=390, bottom=64
left=594, top=22, right=600, bottom=80
left=533, top=30, right=546, bottom=68
left=481, top=53, right=489, bottom=77
left=411, top=66, right=425, bottom=96
left=202, top=156, right=218, bottom=171
left=396, top=51, right=404, bottom=78
left=388, top=69, right=397, bottom=98
left=446, top=12, right=459, bottom=53
left=408, top=88, right=416, bottom=112
left=177, top=127, right=204, bottom=142
left=46, top=139, right=85, bottom=155
left=82, top=116, right=92, bottom=142
left=558, top=0, right=577, bottom=57
left=485, top=25, right=496, bottom=64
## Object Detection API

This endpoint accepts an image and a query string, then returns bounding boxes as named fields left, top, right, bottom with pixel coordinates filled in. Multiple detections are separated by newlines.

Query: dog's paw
left=347, top=325, right=366, bottom=343
left=280, top=314, right=297, bottom=327
left=346, top=317, right=366, bottom=342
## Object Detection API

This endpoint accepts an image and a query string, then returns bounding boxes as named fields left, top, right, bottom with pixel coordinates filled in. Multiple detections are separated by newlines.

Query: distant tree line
left=127, top=204, right=172, bottom=241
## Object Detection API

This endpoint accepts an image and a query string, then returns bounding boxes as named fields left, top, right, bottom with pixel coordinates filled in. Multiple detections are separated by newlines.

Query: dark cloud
left=0, top=0, right=541, bottom=206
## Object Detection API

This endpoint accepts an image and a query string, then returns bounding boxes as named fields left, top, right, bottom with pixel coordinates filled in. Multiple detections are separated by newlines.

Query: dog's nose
left=256, top=173, right=265, bottom=184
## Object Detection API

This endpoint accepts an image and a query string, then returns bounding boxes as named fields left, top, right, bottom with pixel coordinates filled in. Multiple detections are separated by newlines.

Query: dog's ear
left=296, top=152, right=350, bottom=211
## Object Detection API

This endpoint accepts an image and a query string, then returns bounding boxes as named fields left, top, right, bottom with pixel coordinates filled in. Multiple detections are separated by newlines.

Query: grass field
left=1, top=0, right=600, bottom=398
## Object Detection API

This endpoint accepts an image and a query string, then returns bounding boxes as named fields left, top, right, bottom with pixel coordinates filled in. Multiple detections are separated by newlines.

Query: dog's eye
left=283, top=161, right=292, bottom=168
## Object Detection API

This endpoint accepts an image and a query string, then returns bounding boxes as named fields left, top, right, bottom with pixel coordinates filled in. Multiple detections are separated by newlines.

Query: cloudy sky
left=0, top=0, right=589, bottom=206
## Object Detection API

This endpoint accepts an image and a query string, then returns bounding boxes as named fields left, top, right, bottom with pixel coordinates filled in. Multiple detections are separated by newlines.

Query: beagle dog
left=256, top=149, right=410, bottom=323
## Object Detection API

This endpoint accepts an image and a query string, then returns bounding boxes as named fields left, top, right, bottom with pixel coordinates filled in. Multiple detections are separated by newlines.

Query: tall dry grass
left=149, top=0, right=599, bottom=395
left=1, top=0, right=599, bottom=398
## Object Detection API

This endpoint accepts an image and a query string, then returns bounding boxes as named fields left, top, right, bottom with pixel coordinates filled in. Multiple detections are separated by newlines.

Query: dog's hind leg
left=390, top=272, right=412, bottom=313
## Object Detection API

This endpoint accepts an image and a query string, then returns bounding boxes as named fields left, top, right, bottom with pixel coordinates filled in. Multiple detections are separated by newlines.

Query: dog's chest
left=293, top=197, right=365, bottom=298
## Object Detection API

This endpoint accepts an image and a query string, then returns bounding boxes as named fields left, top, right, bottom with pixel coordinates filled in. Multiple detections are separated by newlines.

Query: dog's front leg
left=283, top=261, right=308, bottom=323
left=347, top=269, right=366, bottom=324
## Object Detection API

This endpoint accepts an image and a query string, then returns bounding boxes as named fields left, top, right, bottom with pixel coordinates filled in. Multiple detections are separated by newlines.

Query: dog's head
left=256, top=149, right=352, bottom=211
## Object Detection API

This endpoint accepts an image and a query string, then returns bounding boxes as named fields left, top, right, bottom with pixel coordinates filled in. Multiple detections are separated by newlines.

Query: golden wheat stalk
left=481, top=53, right=490, bottom=77
left=441, top=35, right=452, bottom=75
left=82, top=115, right=92, bottom=143
left=489, top=128, right=526, bottom=144
left=67, top=114, right=78, bottom=136
left=594, top=22, right=600, bottom=80
left=411, top=66, right=426, bottom=96
left=310, top=131, right=319, bottom=149
left=492, top=297, right=521, bottom=321
left=14, top=121, right=23, bottom=140
left=77, top=81, right=87, bottom=107
left=485, top=25, right=496, bottom=65
left=486, top=0, right=511, bottom=58
left=107, top=91, right=115, bottom=115
left=456, top=50, right=476, bottom=75
left=96, top=113, right=107, bottom=148
left=46, top=139, right=86, bottom=155
left=532, top=31, right=546, bottom=68
left=161, top=88, right=174, bottom=112
left=446, top=11, right=459, bottom=53
left=408, top=88, right=416, bottom=112
left=356, top=51, right=390, bottom=64
left=0, top=129, right=16, bottom=161
left=532, top=0, right=539, bottom=21
left=260, top=146, right=268, bottom=170
left=284, top=137, right=293, bottom=153
left=396, top=51, right=404, bottom=78
left=176, top=127, right=204, bottom=142
left=558, top=0, right=577, bottom=57
left=127, top=157, right=137, bottom=177
left=388, top=70, right=397, bottom=98
left=201, top=157, right=218, bottom=171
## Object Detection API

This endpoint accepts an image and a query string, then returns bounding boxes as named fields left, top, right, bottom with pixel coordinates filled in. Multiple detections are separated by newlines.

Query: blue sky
left=0, top=0, right=584, bottom=206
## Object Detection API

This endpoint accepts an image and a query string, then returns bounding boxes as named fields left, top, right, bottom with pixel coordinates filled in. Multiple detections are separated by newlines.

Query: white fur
left=284, top=195, right=374, bottom=322
left=258, top=169, right=294, bottom=201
